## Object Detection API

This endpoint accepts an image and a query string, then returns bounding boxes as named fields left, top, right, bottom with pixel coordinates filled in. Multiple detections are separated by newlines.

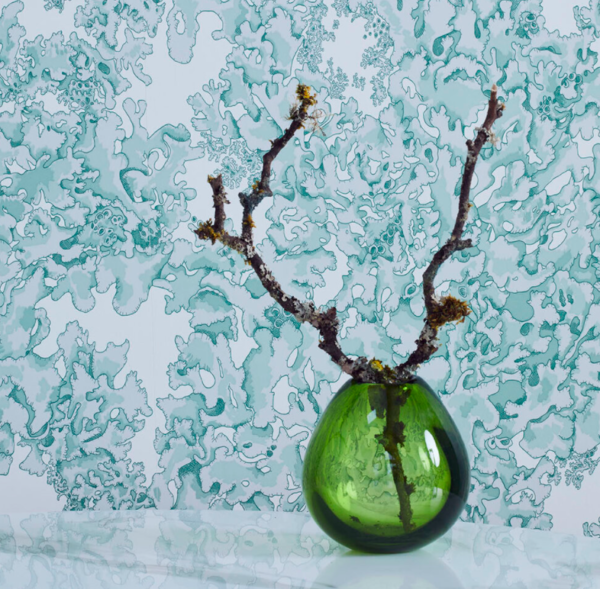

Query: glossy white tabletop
left=0, top=509, right=598, bottom=588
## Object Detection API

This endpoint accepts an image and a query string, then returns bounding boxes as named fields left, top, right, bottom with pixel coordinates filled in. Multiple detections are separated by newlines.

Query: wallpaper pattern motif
left=1, top=0, right=600, bottom=536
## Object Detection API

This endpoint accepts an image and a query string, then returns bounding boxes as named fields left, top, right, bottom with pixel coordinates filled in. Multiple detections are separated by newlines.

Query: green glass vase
left=302, top=376, right=470, bottom=553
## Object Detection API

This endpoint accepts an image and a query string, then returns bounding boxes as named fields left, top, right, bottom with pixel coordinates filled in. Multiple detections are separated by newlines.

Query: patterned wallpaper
left=0, top=0, right=599, bottom=537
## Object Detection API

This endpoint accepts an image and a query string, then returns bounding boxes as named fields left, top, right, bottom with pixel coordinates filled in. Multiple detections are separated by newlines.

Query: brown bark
left=396, top=84, right=505, bottom=378
left=195, top=85, right=360, bottom=380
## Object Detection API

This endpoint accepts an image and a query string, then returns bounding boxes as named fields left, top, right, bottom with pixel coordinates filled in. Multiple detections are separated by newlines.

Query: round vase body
left=302, top=376, right=470, bottom=553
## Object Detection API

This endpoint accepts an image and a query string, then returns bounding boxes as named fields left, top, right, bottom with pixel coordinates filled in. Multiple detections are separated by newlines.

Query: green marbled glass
left=302, top=376, right=470, bottom=553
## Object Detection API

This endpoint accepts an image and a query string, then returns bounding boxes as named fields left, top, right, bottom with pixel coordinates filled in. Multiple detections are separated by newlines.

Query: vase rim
left=346, top=374, right=425, bottom=386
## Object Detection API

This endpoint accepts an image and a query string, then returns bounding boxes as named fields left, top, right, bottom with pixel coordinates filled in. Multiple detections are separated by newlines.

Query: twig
left=195, top=85, right=363, bottom=380
left=395, top=84, right=505, bottom=380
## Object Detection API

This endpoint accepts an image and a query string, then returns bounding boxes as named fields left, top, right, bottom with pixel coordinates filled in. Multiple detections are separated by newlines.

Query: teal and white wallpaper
left=1, top=0, right=600, bottom=537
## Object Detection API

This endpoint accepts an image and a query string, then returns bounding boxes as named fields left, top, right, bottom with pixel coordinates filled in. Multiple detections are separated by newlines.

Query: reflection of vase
left=311, top=547, right=465, bottom=589
left=302, top=376, right=470, bottom=553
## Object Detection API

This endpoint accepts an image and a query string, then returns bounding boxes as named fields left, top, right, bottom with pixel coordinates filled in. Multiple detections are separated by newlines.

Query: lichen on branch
left=428, top=295, right=471, bottom=329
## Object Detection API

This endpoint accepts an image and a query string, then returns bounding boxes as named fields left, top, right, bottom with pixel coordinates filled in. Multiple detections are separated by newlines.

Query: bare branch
left=194, top=84, right=504, bottom=387
left=396, top=84, right=505, bottom=378
left=238, top=85, right=318, bottom=217
left=195, top=85, right=374, bottom=381
left=207, top=175, right=229, bottom=234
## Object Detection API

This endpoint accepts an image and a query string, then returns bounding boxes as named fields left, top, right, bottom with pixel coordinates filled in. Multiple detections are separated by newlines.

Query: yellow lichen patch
left=370, top=359, right=384, bottom=371
left=252, top=179, right=260, bottom=190
left=296, top=83, right=317, bottom=108
left=244, top=215, right=256, bottom=229
left=369, top=359, right=397, bottom=382
left=207, top=175, right=215, bottom=183
left=196, top=220, right=222, bottom=245
left=429, top=295, right=471, bottom=329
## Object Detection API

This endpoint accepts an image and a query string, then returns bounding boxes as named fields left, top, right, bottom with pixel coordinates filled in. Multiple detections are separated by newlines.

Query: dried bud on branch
left=428, top=296, right=471, bottom=329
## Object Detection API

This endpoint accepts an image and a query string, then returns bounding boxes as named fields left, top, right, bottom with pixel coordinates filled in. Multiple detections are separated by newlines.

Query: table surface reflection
left=0, top=509, right=598, bottom=588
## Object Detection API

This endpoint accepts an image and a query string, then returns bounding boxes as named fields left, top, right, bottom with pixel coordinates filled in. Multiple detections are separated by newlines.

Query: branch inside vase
left=381, top=385, right=414, bottom=532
